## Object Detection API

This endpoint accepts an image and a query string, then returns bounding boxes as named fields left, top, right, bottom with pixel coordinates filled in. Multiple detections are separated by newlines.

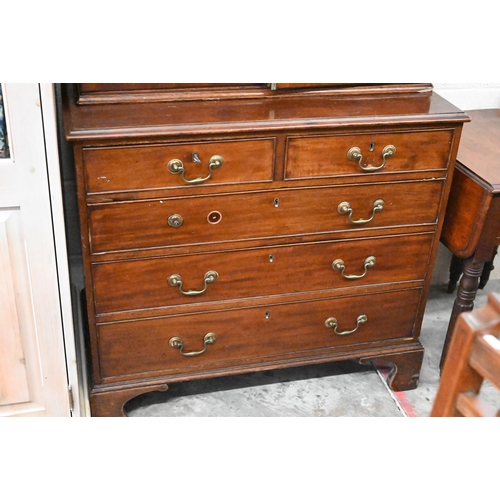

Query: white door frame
left=39, top=83, right=88, bottom=417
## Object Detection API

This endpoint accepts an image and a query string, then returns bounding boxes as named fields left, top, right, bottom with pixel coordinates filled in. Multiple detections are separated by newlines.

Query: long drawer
left=88, top=180, right=444, bottom=254
left=83, top=138, right=275, bottom=194
left=92, top=233, right=434, bottom=314
left=285, top=129, right=453, bottom=180
left=97, top=287, right=422, bottom=380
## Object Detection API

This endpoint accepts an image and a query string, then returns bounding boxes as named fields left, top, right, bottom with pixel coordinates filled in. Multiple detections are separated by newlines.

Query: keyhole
left=265, top=312, right=271, bottom=319
left=274, top=198, right=280, bottom=208
left=207, top=211, right=222, bottom=224
left=369, top=142, right=375, bottom=152
left=269, top=254, right=274, bottom=262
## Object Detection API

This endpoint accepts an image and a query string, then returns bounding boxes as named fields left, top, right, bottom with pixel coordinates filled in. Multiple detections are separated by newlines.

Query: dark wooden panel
left=88, top=180, right=443, bottom=254
left=74, top=84, right=434, bottom=108
left=274, top=84, right=432, bottom=92
left=92, top=233, right=434, bottom=314
left=97, top=288, right=423, bottom=380
left=285, top=129, right=453, bottom=180
left=79, top=83, right=268, bottom=93
left=83, top=138, right=275, bottom=194
left=477, top=195, right=500, bottom=261
left=275, top=83, right=365, bottom=89
left=441, top=165, right=491, bottom=257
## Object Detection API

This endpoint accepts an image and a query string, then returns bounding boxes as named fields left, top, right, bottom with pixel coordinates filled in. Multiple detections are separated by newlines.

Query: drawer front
left=83, top=138, right=275, bottom=193
left=89, top=180, right=443, bottom=254
left=93, top=233, right=434, bottom=314
left=97, top=288, right=422, bottom=380
left=285, top=129, right=453, bottom=180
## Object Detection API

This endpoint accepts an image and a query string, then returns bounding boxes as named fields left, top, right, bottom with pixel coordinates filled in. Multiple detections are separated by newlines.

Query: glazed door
left=0, top=83, right=72, bottom=417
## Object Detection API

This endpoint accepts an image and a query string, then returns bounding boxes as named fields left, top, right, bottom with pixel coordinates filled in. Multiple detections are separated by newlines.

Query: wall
left=434, top=83, right=500, bottom=111
left=431, top=83, right=500, bottom=285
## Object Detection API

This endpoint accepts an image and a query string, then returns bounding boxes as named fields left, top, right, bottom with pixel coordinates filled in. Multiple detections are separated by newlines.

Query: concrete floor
left=125, top=280, right=500, bottom=417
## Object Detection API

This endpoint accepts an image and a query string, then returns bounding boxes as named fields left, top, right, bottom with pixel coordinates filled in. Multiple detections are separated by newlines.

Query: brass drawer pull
left=168, top=270, right=219, bottom=296
left=167, top=154, right=224, bottom=184
left=337, top=199, right=384, bottom=224
left=332, top=256, right=376, bottom=280
left=347, top=145, right=396, bottom=172
left=169, top=332, right=217, bottom=357
left=325, top=314, right=367, bottom=336
left=168, top=214, right=183, bottom=228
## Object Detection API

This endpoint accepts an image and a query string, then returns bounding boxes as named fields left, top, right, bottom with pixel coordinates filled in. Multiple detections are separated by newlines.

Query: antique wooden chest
left=62, top=83, right=469, bottom=416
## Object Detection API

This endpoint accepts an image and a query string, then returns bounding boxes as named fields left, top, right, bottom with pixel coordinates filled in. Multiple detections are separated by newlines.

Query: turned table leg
left=479, top=245, right=498, bottom=290
left=447, top=254, right=464, bottom=294
left=440, top=255, right=485, bottom=371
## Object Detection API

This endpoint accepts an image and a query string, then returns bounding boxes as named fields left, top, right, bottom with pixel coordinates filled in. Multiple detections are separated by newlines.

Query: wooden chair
left=431, top=292, right=500, bottom=417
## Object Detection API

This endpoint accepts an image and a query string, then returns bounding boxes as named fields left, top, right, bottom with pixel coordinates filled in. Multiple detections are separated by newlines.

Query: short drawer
left=285, top=129, right=453, bottom=180
left=93, top=233, right=434, bottom=314
left=97, top=288, right=422, bottom=380
left=88, top=180, right=443, bottom=254
left=83, top=138, right=275, bottom=193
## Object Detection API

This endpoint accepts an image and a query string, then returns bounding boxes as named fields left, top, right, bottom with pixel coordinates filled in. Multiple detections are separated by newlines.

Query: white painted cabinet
left=0, top=83, right=82, bottom=417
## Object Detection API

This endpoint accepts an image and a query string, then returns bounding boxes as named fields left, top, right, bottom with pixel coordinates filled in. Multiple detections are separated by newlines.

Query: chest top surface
left=456, top=108, right=500, bottom=193
left=62, top=84, right=468, bottom=142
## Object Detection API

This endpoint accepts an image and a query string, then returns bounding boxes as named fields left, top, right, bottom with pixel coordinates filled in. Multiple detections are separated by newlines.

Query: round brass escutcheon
left=169, top=336, right=183, bottom=349
left=207, top=211, right=222, bottom=224
left=209, top=155, right=224, bottom=169
left=382, top=145, right=396, bottom=158
left=204, top=332, right=217, bottom=344
left=168, top=214, right=184, bottom=228
left=347, top=146, right=362, bottom=161
left=167, top=159, right=184, bottom=173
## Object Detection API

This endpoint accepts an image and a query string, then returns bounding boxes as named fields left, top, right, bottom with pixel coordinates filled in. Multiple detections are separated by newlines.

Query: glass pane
left=0, top=84, right=10, bottom=159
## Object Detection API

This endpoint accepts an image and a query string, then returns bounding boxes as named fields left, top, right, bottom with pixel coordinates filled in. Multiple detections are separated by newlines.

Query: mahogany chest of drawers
left=62, top=83, right=469, bottom=416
